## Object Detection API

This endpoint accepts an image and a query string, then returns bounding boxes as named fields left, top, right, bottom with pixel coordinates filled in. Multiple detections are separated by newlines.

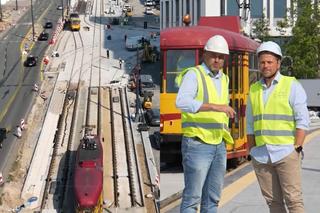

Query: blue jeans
left=180, top=137, right=227, bottom=213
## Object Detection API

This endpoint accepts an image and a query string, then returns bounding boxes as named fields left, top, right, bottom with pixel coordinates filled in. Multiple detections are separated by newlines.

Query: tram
left=70, top=13, right=81, bottom=31
left=74, top=135, right=103, bottom=213
left=160, top=16, right=260, bottom=164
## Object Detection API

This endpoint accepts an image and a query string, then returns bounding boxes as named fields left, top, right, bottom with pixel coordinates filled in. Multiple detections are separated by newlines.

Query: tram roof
left=161, top=25, right=259, bottom=52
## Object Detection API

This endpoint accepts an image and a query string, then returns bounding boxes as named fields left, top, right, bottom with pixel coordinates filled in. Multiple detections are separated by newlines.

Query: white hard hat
left=257, top=41, right=282, bottom=59
left=204, top=35, right=229, bottom=55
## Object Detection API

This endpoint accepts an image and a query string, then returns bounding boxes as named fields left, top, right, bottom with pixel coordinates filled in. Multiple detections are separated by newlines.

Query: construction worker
left=106, top=49, right=110, bottom=59
left=119, top=58, right=123, bottom=69
left=175, top=35, right=236, bottom=213
left=246, top=41, right=310, bottom=213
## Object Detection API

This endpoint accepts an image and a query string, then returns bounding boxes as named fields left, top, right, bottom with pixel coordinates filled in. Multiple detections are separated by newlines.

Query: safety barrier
left=49, top=18, right=64, bottom=46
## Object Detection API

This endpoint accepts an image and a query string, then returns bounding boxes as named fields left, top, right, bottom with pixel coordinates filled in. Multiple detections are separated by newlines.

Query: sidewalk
left=219, top=130, right=320, bottom=213
left=161, top=128, right=320, bottom=213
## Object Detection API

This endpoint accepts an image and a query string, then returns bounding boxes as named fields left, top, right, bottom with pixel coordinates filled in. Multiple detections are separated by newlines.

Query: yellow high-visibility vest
left=176, top=65, right=234, bottom=145
left=249, top=76, right=296, bottom=146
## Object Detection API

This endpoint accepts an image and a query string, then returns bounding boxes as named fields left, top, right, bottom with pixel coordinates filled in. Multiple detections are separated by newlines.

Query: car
left=145, top=108, right=160, bottom=126
left=122, top=4, right=131, bottom=12
left=145, top=0, right=155, bottom=6
left=57, top=5, right=63, bottom=10
left=38, top=32, right=49, bottom=41
left=24, top=55, right=38, bottom=67
left=44, top=21, right=53, bottom=29
left=140, top=74, right=154, bottom=97
left=145, top=7, right=154, bottom=15
left=0, top=128, right=7, bottom=149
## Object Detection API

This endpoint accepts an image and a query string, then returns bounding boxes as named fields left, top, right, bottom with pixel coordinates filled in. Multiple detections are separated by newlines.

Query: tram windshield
left=165, top=50, right=196, bottom=93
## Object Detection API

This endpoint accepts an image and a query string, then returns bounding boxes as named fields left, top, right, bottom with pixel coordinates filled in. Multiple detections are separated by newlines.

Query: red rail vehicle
left=160, top=16, right=260, bottom=166
left=74, top=135, right=103, bottom=213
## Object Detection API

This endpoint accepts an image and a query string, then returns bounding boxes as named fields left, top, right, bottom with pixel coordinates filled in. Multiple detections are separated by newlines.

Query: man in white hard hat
left=246, top=41, right=309, bottom=213
left=175, top=35, right=236, bottom=213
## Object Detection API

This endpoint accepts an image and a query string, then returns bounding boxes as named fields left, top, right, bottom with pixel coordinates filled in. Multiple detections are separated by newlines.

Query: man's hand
left=216, top=105, right=236, bottom=118
left=199, top=103, right=236, bottom=118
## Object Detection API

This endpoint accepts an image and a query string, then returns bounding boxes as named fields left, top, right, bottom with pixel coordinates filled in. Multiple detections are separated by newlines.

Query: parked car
left=57, top=5, right=63, bottom=10
left=145, top=7, right=154, bottom=15
left=145, top=108, right=160, bottom=126
left=122, top=4, right=132, bottom=12
left=24, top=55, right=38, bottom=67
left=140, top=74, right=154, bottom=97
left=38, top=32, right=49, bottom=41
left=44, top=21, right=53, bottom=29
left=145, top=0, right=155, bottom=6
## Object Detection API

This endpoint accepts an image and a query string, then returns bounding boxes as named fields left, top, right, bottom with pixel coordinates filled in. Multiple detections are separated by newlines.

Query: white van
left=125, top=36, right=148, bottom=50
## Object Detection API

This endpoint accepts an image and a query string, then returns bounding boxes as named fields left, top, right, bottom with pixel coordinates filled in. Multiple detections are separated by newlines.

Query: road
left=141, top=61, right=160, bottom=174
left=0, top=0, right=66, bottom=177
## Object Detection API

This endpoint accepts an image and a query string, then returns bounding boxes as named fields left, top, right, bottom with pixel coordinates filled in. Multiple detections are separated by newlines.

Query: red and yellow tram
left=74, top=135, right=103, bottom=213
left=160, top=16, right=260, bottom=164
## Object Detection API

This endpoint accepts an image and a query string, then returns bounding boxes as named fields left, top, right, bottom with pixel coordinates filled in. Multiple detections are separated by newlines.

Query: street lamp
left=30, top=0, right=35, bottom=41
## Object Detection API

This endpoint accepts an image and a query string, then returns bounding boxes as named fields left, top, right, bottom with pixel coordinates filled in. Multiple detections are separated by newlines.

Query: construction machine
left=142, top=42, right=159, bottom=63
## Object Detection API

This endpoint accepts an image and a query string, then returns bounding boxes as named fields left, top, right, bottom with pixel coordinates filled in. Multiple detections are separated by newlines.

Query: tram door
left=224, top=52, right=249, bottom=151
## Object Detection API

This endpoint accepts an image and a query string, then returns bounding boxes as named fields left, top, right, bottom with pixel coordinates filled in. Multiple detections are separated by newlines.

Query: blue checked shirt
left=246, top=72, right=310, bottom=163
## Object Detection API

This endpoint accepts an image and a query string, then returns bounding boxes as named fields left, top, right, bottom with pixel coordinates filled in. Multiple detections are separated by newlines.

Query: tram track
left=38, top=0, right=152, bottom=210
left=109, top=86, right=144, bottom=209
left=40, top=29, right=85, bottom=210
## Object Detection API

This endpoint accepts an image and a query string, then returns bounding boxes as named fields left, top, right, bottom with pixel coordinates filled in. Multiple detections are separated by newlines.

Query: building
left=160, top=0, right=293, bottom=37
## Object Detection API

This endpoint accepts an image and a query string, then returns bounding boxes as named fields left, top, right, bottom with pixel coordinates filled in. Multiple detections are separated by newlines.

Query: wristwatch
left=295, top=145, right=303, bottom=153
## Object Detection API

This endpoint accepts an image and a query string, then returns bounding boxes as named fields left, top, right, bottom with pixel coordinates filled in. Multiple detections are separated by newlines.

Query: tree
left=251, top=12, right=270, bottom=41
left=284, top=0, right=320, bottom=78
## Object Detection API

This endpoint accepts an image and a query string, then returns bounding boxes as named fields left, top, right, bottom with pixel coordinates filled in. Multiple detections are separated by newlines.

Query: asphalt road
left=0, top=0, right=67, bottom=175
left=141, top=60, right=160, bottom=173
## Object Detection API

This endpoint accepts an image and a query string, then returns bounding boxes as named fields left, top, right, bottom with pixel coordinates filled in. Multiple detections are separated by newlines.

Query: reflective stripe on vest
left=254, top=130, right=295, bottom=136
left=176, top=65, right=234, bottom=145
left=182, top=122, right=228, bottom=130
left=249, top=75, right=296, bottom=146
left=254, top=114, right=294, bottom=122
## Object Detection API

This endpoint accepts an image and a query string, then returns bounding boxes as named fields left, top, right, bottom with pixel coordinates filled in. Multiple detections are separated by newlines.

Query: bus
left=160, top=16, right=260, bottom=165
left=70, top=13, right=80, bottom=31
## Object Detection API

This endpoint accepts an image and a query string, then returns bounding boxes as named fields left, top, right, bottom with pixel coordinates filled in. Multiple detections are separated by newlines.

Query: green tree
left=284, top=0, right=320, bottom=78
left=252, top=12, right=270, bottom=41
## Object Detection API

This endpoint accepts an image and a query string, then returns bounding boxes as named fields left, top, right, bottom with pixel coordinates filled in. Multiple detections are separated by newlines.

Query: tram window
left=249, top=53, right=259, bottom=71
left=234, top=54, right=239, bottom=93
left=249, top=53, right=260, bottom=85
left=226, top=52, right=239, bottom=93
left=166, top=50, right=196, bottom=93
left=160, top=51, right=164, bottom=93
left=239, top=54, right=243, bottom=93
